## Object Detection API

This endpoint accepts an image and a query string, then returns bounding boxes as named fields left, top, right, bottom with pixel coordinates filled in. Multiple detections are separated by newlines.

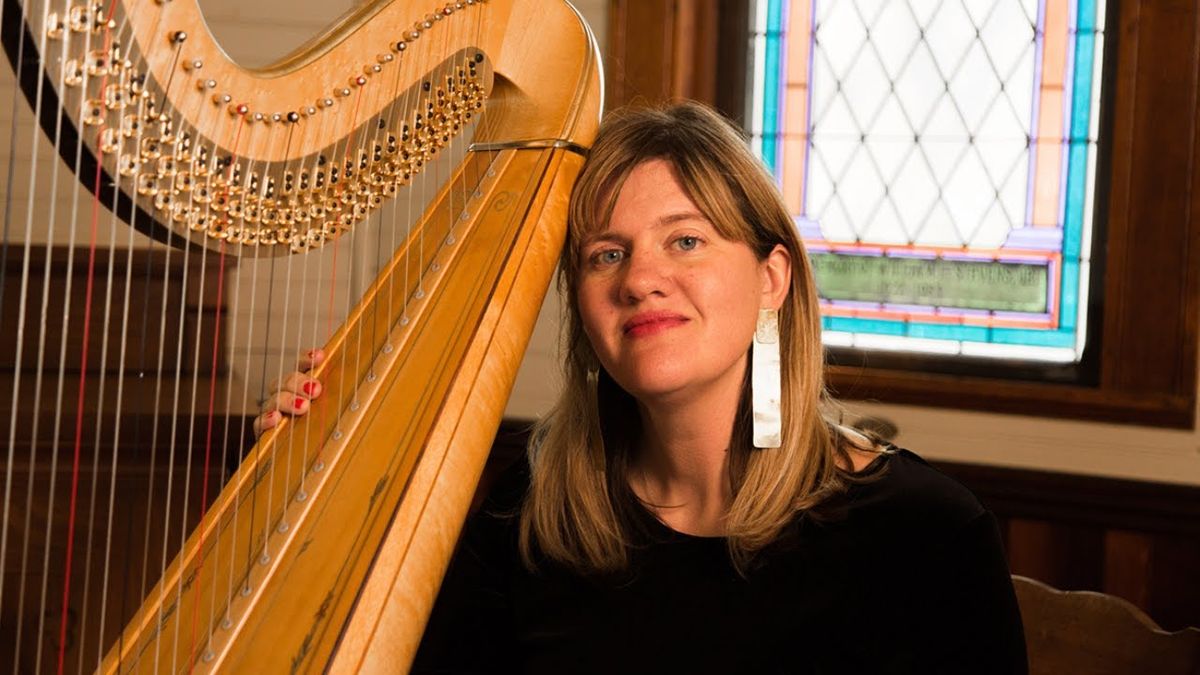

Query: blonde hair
left=519, top=102, right=859, bottom=574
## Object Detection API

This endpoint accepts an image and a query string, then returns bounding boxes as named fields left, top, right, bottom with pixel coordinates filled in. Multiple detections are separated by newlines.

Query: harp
left=0, top=0, right=600, bottom=672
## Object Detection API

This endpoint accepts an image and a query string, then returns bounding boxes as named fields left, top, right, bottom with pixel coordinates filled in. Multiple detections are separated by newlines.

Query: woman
left=260, top=102, right=1027, bottom=674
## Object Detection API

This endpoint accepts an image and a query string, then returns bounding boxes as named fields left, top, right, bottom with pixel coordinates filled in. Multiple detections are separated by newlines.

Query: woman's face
left=575, top=159, right=791, bottom=405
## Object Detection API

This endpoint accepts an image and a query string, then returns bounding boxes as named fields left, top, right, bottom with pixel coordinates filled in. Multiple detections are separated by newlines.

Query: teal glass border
left=757, top=0, right=1103, bottom=353
left=761, top=0, right=784, bottom=173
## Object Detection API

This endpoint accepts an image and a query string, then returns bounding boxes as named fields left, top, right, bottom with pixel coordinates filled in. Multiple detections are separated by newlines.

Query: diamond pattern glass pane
left=750, top=0, right=1106, bottom=362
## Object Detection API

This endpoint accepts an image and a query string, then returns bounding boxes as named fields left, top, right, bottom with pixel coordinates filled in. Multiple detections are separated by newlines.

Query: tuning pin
left=98, top=128, right=121, bottom=154
left=63, top=59, right=84, bottom=87
left=82, top=99, right=105, bottom=126
left=68, top=5, right=91, bottom=32
left=45, top=12, right=65, bottom=39
left=86, top=49, right=110, bottom=76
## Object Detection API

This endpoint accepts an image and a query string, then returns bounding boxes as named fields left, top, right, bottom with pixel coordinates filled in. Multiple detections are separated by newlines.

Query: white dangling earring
left=752, top=308, right=782, bottom=448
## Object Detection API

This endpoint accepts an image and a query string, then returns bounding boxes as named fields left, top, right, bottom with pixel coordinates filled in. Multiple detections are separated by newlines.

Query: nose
left=618, top=249, right=670, bottom=303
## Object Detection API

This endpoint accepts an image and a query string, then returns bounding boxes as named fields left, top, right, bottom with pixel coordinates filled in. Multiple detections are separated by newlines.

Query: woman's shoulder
left=841, top=444, right=987, bottom=534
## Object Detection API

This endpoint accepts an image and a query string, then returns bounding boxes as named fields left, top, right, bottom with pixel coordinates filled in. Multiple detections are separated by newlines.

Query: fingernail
left=295, top=397, right=306, bottom=409
left=303, top=381, right=317, bottom=396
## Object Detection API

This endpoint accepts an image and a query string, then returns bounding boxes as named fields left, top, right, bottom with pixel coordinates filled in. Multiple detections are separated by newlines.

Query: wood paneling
left=0, top=247, right=236, bottom=458
left=606, top=0, right=726, bottom=111
left=1103, top=531, right=1154, bottom=609
left=0, top=440, right=234, bottom=673
left=0, top=246, right=225, bottom=376
left=937, top=459, right=1200, bottom=632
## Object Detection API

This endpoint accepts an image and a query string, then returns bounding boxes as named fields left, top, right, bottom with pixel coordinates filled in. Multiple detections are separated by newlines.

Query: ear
left=759, top=244, right=792, bottom=310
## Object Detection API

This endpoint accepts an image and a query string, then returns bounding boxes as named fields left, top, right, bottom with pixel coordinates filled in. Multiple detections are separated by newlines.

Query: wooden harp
left=0, top=0, right=600, bottom=672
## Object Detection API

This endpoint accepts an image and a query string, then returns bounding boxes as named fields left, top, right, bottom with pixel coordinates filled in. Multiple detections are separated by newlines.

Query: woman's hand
left=253, top=349, right=325, bottom=438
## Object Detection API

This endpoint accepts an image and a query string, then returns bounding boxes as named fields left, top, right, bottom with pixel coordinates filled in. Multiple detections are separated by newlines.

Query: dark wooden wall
left=939, top=461, right=1200, bottom=633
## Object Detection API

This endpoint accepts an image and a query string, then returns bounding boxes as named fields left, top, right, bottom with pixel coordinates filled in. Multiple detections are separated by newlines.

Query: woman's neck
left=628, top=372, right=743, bottom=536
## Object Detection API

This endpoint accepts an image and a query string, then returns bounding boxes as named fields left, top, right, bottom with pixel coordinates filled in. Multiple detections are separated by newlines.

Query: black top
left=413, top=448, right=1028, bottom=674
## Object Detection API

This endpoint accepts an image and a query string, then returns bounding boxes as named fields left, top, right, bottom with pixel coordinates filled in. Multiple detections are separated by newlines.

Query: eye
left=588, top=248, right=625, bottom=267
left=675, top=235, right=701, bottom=251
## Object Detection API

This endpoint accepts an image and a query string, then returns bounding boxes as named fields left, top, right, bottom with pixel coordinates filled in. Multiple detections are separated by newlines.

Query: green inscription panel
left=811, top=253, right=1049, bottom=313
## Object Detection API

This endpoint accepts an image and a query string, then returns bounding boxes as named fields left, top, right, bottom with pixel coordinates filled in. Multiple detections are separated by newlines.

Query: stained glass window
left=749, top=0, right=1106, bottom=362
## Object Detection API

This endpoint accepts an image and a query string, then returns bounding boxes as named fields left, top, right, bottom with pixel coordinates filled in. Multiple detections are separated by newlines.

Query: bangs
left=564, top=104, right=784, bottom=280
left=569, top=162, right=636, bottom=243
left=568, top=154, right=759, bottom=259
left=672, top=155, right=760, bottom=248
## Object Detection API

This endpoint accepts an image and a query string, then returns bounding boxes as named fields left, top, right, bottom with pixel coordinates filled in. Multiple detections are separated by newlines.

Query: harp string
left=35, top=13, right=95, bottom=672
left=215, top=115, right=298, bottom=648
left=135, top=56, right=192, bottom=675
left=83, top=4, right=162, bottom=667
left=58, top=2, right=128, bottom=670
left=156, top=98, right=219, bottom=675
left=19, top=0, right=118, bottom=667
left=349, top=48, right=390, bottom=424
left=130, top=11, right=186, bottom=656
left=2, top=1, right=34, bottom=665
left=184, top=104, right=245, bottom=668
left=178, top=119, right=239, bottom=673
left=323, top=89, right=356, bottom=475
left=205, top=124, right=257, bottom=648
left=105, top=6, right=181, bottom=669
left=270, top=112, right=324, bottom=590
left=6, top=0, right=60, bottom=668
left=343, top=94, right=364, bottom=423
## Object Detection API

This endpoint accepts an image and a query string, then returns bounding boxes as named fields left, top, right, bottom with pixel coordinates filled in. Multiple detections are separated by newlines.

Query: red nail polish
left=303, top=381, right=316, bottom=396
left=295, top=397, right=305, bottom=409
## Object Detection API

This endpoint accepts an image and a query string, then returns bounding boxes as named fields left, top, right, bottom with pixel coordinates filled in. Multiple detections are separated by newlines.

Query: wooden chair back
left=1014, top=575, right=1200, bottom=675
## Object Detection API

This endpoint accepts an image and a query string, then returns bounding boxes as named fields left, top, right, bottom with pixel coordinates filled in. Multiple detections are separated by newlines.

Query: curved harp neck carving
left=8, top=0, right=599, bottom=258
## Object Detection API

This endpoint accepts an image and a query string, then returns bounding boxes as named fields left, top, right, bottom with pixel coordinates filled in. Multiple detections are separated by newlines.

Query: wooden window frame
left=606, top=0, right=1200, bottom=428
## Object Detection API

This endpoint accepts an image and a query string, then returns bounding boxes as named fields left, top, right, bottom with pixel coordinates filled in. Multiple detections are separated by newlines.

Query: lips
left=623, top=311, right=689, bottom=338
